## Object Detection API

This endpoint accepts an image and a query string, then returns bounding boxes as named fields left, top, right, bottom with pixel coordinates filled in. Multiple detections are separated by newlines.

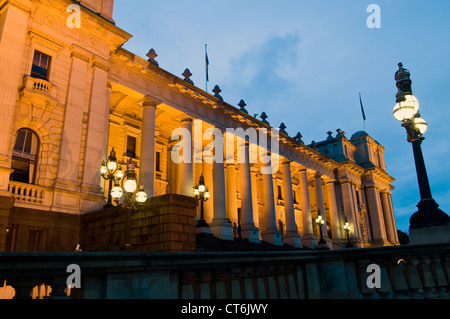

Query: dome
left=351, top=131, right=368, bottom=139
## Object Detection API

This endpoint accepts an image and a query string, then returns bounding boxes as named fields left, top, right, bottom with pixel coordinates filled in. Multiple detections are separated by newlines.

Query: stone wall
left=80, top=194, right=198, bottom=252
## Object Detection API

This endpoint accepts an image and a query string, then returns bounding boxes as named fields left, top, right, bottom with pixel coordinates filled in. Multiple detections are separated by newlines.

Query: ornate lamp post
left=108, top=158, right=147, bottom=250
left=393, top=63, right=449, bottom=233
left=100, top=148, right=124, bottom=207
left=194, top=174, right=210, bottom=229
left=344, top=220, right=353, bottom=248
left=315, top=211, right=329, bottom=249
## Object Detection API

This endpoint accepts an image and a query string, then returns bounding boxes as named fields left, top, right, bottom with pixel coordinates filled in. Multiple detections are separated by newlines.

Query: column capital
left=140, top=96, right=160, bottom=108
left=281, top=160, right=292, bottom=166
left=324, top=178, right=337, bottom=185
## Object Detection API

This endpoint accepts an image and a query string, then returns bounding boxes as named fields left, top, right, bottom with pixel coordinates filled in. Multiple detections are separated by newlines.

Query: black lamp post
left=194, top=174, right=210, bottom=229
left=393, top=63, right=450, bottom=230
left=344, top=219, right=353, bottom=248
left=107, top=157, right=148, bottom=250
left=100, top=148, right=123, bottom=207
left=315, top=211, right=329, bottom=249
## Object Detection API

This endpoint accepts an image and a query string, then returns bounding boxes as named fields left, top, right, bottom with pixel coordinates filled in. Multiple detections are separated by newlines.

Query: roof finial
left=182, top=68, right=194, bottom=85
left=212, top=85, right=223, bottom=100
left=238, top=99, right=248, bottom=114
left=146, top=48, right=159, bottom=66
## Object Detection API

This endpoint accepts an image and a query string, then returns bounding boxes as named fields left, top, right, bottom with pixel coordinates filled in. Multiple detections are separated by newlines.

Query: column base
left=241, top=224, right=260, bottom=244
left=261, top=228, right=283, bottom=246
left=283, top=231, right=303, bottom=248
left=210, top=219, right=233, bottom=241
left=300, top=233, right=317, bottom=249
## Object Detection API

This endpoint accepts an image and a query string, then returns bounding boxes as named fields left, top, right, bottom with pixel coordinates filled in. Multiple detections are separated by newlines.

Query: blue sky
left=113, top=1, right=450, bottom=233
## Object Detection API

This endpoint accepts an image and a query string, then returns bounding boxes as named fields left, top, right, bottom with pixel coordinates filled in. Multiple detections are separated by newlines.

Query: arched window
left=10, top=128, right=40, bottom=184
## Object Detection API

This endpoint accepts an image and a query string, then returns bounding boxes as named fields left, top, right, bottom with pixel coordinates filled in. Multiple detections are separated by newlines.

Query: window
left=293, top=190, right=298, bottom=204
left=10, top=128, right=39, bottom=184
left=277, top=185, right=283, bottom=200
left=31, top=51, right=51, bottom=80
left=5, top=225, right=16, bottom=251
left=155, top=151, right=161, bottom=172
left=27, top=228, right=44, bottom=251
left=126, top=135, right=136, bottom=158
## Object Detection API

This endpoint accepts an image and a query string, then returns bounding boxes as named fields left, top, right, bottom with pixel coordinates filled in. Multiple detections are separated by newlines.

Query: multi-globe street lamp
left=194, top=173, right=210, bottom=229
left=315, top=211, right=329, bottom=249
left=100, top=150, right=148, bottom=250
left=392, top=63, right=449, bottom=231
left=100, top=148, right=124, bottom=207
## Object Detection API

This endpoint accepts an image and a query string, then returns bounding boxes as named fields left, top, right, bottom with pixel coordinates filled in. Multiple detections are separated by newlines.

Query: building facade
left=0, top=0, right=398, bottom=253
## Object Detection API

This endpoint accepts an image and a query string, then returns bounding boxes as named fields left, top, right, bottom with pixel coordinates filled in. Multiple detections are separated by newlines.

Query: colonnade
left=135, top=102, right=399, bottom=248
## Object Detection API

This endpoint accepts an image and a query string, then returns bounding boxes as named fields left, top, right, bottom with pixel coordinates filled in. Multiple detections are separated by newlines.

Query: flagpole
left=205, top=44, right=208, bottom=93
left=359, top=92, right=367, bottom=132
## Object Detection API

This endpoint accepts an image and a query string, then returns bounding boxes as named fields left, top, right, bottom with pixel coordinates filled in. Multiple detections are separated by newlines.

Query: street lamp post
left=194, top=174, right=211, bottom=229
left=108, top=157, right=148, bottom=250
left=344, top=220, right=353, bottom=248
left=100, top=148, right=124, bottom=207
left=392, top=63, right=449, bottom=234
left=315, top=211, right=329, bottom=249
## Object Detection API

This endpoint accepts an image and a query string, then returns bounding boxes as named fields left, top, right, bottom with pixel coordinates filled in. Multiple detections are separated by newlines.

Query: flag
left=359, top=92, right=366, bottom=121
left=205, top=45, right=209, bottom=82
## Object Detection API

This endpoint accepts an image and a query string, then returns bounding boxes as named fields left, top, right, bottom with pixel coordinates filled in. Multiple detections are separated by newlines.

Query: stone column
left=314, top=174, right=329, bottom=238
left=139, top=97, right=158, bottom=198
left=325, top=181, right=343, bottom=245
left=340, top=181, right=359, bottom=246
left=202, top=149, right=214, bottom=224
left=0, top=2, right=32, bottom=194
left=81, top=57, right=110, bottom=197
left=388, top=193, right=400, bottom=244
left=260, top=156, right=283, bottom=246
left=281, top=161, right=302, bottom=248
left=225, top=163, right=238, bottom=225
left=298, top=168, right=316, bottom=248
left=210, top=136, right=233, bottom=240
left=250, top=165, right=260, bottom=228
left=238, top=140, right=259, bottom=243
left=52, top=46, right=92, bottom=214
left=380, top=191, right=397, bottom=245
left=366, top=186, right=389, bottom=246
left=166, top=143, right=178, bottom=194
left=178, top=118, right=194, bottom=197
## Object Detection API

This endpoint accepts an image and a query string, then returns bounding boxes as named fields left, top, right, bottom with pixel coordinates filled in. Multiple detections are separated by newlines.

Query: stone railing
left=7, top=181, right=51, bottom=208
left=20, top=75, right=57, bottom=101
left=0, top=243, right=449, bottom=299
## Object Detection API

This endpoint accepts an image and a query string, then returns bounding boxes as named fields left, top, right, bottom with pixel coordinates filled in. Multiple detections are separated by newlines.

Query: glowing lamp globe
left=111, top=186, right=123, bottom=200
left=123, top=179, right=137, bottom=193
left=393, top=95, right=419, bottom=121
left=414, top=117, right=428, bottom=135
left=198, top=184, right=206, bottom=193
left=115, top=167, right=124, bottom=179
left=100, top=164, right=107, bottom=176
left=107, top=160, right=117, bottom=171
left=135, top=187, right=148, bottom=204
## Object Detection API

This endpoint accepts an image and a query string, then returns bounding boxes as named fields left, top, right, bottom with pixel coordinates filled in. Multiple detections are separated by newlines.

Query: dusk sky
left=113, top=0, right=450, bottom=233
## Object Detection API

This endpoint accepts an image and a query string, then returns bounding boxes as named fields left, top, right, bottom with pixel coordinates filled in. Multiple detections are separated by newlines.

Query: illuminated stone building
left=0, top=0, right=399, bottom=253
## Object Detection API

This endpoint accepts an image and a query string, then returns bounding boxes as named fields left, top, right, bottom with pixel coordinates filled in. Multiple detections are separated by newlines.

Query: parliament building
left=0, top=0, right=399, bottom=253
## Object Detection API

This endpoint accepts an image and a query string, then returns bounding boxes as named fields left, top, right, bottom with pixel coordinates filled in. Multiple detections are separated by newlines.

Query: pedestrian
left=232, top=223, right=238, bottom=239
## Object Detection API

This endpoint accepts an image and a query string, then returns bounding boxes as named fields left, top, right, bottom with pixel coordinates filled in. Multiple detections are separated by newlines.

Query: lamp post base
left=409, top=198, right=450, bottom=229
left=409, top=198, right=450, bottom=244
